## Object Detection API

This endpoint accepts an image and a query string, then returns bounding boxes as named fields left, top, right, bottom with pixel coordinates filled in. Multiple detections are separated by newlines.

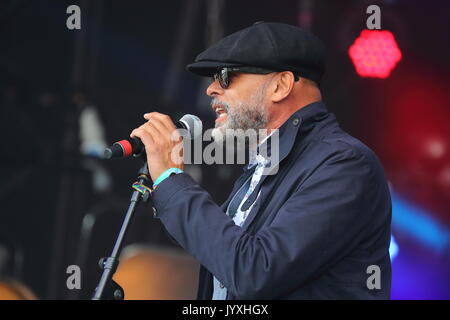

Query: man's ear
left=270, top=72, right=295, bottom=103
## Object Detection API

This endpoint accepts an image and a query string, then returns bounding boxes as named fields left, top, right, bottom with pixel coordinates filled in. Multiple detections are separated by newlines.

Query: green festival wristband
left=153, top=168, right=184, bottom=188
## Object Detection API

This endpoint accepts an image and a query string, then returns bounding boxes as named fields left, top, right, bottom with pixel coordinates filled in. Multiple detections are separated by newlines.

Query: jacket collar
left=237, top=100, right=329, bottom=213
left=243, top=100, right=329, bottom=173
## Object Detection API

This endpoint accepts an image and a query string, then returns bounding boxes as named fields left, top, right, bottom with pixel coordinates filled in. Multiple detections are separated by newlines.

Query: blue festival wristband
left=153, top=168, right=184, bottom=188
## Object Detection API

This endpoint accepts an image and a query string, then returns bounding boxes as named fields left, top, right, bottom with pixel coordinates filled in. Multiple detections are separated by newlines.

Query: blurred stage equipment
left=195, top=0, right=225, bottom=113
left=297, top=0, right=314, bottom=30
left=113, top=245, right=199, bottom=300
left=161, top=0, right=203, bottom=107
left=0, top=235, right=35, bottom=300
left=47, top=0, right=106, bottom=299
left=379, top=71, right=450, bottom=225
left=0, top=280, right=37, bottom=300
left=349, top=30, right=402, bottom=78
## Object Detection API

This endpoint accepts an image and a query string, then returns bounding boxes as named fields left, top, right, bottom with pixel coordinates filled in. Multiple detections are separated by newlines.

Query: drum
left=0, top=279, right=37, bottom=300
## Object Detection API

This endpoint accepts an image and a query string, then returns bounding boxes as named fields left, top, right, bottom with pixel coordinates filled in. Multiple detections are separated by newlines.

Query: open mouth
left=213, top=105, right=228, bottom=122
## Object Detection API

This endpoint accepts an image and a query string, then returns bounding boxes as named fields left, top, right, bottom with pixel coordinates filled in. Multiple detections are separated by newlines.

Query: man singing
left=130, top=22, right=392, bottom=299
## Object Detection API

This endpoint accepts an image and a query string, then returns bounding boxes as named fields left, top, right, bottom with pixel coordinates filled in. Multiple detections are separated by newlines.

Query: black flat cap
left=187, top=22, right=326, bottom=83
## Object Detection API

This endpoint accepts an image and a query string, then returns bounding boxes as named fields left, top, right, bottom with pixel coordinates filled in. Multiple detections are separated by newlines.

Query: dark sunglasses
left=212, top=67, right=299, bottom=89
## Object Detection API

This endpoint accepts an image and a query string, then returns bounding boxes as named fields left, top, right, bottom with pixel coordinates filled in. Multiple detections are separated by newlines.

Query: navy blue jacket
left=151, top=101, right=392, bottom=299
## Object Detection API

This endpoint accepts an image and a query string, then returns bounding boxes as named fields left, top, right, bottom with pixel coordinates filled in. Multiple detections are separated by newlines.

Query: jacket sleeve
left=151, top=148, right=386, bottom=299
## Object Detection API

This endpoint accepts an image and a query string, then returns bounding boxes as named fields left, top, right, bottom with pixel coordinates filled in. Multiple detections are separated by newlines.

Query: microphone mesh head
left=180, top=114, right=203, bottom=139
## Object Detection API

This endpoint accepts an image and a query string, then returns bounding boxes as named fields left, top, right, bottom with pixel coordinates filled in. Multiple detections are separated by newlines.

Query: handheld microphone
left=104, top=114, right=202, bottom=159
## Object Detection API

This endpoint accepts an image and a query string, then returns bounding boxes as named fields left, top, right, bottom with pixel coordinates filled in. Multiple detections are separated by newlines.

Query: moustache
left=210, top=98, right=231, bottom=113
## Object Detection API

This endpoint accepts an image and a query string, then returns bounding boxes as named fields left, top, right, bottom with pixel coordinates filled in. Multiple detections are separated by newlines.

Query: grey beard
left=226, top=101, right=268, bottom=133
left=211, top=83, right=269, bottom=146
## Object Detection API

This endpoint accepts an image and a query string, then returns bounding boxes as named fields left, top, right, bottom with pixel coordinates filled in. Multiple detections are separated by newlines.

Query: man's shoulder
left=287, top=128, right=390, bottom=205
left=314, top=123, right=378, bottom=158
left=325, top=132, right=377, bottom=161
left=294, top=125, right=384, bottom=176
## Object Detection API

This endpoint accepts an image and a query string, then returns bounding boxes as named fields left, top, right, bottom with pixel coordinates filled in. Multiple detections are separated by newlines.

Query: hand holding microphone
left=94, top=112, right=202, bottom=300
left=105, top=113, right=202, bottom=182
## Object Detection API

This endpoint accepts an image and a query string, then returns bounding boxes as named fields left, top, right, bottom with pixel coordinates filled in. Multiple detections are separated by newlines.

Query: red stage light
left=349, top=30, right=402, bottom=78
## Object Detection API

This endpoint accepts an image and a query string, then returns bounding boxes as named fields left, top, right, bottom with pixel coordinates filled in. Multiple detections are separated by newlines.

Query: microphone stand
left=92, top=161, right=152, bottom=300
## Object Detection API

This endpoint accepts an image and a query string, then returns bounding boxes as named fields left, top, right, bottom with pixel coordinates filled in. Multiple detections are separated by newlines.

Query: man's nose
left=206, top=80, right=225, bottom=97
